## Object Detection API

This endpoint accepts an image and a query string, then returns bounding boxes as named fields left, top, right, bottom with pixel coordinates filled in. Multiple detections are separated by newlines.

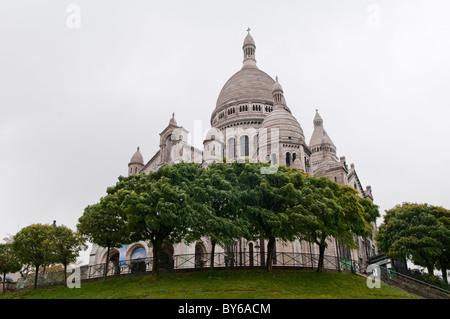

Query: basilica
left=88, top=30, right=377, bottom=272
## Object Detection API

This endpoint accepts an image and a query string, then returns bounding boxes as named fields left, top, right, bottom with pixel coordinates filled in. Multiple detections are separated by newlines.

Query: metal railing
left=379, top=267, right=450, bottom=299
left=13, top=252, right=367, bottom=290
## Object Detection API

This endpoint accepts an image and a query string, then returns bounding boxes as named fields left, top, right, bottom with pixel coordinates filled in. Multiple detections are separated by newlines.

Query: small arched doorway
left=131, top=246, right=147, bottom=274
left=107, top=250, right=120, bottom=275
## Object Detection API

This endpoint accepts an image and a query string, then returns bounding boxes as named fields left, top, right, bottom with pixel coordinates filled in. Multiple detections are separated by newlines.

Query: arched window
left=266, top=154, right=271, bottom=163
left=292, top=153, right=297, bottom=163
left=240, top=135, right=249, bottom=157
left=131, top=247, right=146, bottom=261
left=228, top=137, right=235, bottom=159
left=286, top=152, right=291, bottom=167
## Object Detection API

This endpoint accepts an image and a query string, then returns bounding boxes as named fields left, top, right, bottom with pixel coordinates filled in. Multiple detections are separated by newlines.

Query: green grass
left=0, top=269, right=420, bottom=299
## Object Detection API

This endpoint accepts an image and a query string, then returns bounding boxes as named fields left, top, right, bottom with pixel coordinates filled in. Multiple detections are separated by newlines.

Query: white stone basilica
left=88, top=30, right=377, bottom=272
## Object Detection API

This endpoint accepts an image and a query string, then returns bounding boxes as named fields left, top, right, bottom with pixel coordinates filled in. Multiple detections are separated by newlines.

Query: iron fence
left=12, top=252, right=367, bottom=290
left=378, top=267, right=450, bottom=299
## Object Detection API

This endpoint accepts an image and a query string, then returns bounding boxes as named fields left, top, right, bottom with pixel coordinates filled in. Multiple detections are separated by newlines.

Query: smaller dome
left=272, top=76, right=283, bottom=93
left=169, top=113, right=177, bottom=126
left=243, top=31, right=255, bottom=46
left=260, top=107, right=304, bottom=144
left=130, top=147, right=144, bottom=165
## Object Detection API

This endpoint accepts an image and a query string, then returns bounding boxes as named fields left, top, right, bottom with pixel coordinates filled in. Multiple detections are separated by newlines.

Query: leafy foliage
left=0, top=243, right=22, bottom=293
left=376, top=203, right=450, bottom=283
left=12, top=224, right=55, bottom=288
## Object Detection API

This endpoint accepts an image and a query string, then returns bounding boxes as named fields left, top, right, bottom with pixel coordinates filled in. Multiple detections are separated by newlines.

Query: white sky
left=1, top=0, right=449, bottom=265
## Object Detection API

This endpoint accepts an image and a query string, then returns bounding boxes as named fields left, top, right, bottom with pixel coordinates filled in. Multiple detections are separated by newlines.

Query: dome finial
left=169, top=112, right=177, bottom=125
left=243, top=29, right=256, bottom=67
left=313, top=109, right=323, bottom=126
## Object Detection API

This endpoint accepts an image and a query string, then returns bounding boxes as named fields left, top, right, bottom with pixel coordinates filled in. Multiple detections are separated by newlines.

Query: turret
left=309, top=110, right=338, bottom=168
left=243, top=28, right=257, bottom=67
left=128, top=147, right=144, bottom=176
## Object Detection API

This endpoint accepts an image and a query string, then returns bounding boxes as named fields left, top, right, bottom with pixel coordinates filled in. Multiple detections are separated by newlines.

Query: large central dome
left=215, top=67, right=275, bottom=108
left=211, top=30, right=277, bottom=130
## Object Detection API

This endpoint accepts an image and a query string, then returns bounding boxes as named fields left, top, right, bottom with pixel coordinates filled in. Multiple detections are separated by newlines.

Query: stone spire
left=243, top=28, right=256, bottom=67
left=169, top=112, right=177, bottom=126
left=272, top=76, right=286, bottom=108
left=309, top=110, right=335, bottom=149
left=313, top=109, right=323, bottom=127
left=309, top=110, right=337, bottom=170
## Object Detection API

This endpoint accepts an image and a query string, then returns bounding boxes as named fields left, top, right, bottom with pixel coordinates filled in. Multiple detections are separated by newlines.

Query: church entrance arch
left=105, top=249, right=120, bottom=275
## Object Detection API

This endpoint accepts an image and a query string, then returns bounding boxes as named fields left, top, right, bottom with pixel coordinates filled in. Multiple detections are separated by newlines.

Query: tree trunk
left=210, top=240, right=216, bottom=271
left=266, top=238, right=276, bottom=272
left=335, top=238, right=341, bottom=273
left=317, top=244, right=326, bottom=273
left=104, top=245, right=110, bottom=281
left=64, top=263, right=67, bottom=284
left=152, top=245, right=160, bottom=275
left=34, top=264, right=40, bottom=289
left=2, top=272, right=5, bottom=294
left=260, top=236, right=265, bottom=267
left=441, top=265, right=448, bottom=284
left=427, top=264, right=434, bottom=275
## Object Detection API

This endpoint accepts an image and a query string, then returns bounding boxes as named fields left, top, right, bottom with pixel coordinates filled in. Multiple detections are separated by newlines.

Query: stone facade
left=88, top=30, right=377, bottom=270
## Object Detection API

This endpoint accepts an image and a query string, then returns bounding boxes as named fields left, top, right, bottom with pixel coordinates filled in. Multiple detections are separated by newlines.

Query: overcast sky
left=1, top=0, right=449, bottom=265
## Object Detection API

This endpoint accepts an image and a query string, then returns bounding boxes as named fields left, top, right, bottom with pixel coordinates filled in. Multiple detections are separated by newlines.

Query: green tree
left=376, top=203, right=450, bottom=282
left=44, top=225, right=87, bottom=283
left=114, top=164, right=200, bottom=275
left=195, top=162, right=246, bottom=270
left=77, top=194, right=131, bottom=280
left=12, top=224, right=53, bottom=289
left=0, top=243, right=22, bottom=293
left=237, top=162, right=304, bottom=271
left=292, top=176, right=378, bottom=272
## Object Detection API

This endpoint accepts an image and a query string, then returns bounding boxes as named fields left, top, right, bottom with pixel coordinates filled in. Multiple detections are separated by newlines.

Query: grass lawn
left=0, top=269, right=419, bottom=299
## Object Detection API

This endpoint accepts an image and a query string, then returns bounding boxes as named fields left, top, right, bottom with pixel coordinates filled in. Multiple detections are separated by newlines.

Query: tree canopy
left=12, top=224, right=54, bottom=288
left=376, top=203, right=450, bottom=283
left=0, top=243, right=22, bottom=293
left=44, top=225, right=86, bottom=282
left=78, top=193, right=132, bottom=280
left=79, top=161, right=380, bottom=275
